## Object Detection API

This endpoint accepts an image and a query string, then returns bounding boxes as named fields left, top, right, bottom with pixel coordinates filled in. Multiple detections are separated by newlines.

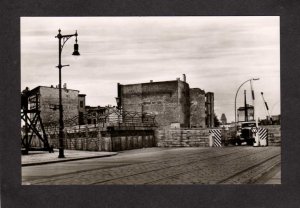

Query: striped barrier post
left=209, top=129, right=222, bottom=147
left=258, top=127, right=268, bottom=146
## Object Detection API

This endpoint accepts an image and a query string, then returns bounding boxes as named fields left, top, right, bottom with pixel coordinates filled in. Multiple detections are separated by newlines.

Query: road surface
left=22, top=146, right=280, bottom=185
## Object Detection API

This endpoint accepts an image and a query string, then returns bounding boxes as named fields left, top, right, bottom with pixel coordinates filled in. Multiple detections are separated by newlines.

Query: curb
left=22, top=152, right=118, bottom=167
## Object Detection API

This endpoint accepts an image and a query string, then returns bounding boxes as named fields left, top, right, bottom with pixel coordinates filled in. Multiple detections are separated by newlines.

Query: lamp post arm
left=55, top=30, right=78, bottom=51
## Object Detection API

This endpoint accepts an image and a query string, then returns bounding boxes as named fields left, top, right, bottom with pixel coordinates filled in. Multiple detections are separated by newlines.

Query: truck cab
left=235, top=121, right=257, bottom=145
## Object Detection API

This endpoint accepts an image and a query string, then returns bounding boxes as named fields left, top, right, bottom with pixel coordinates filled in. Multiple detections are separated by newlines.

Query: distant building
left=117, top=77, right=215, bottom=128
left=260, top=114, right=281, bottom=125
left=221, top=113, right=227, bottom=125
left=237, top=104, right=254, bottom=122
left=271, top=114, right=281, bottom=125
left=85, top=105, right=107, bottom=124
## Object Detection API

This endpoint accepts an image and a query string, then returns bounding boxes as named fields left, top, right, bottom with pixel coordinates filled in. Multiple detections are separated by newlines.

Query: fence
left=42, top=108, right=157, bottom=133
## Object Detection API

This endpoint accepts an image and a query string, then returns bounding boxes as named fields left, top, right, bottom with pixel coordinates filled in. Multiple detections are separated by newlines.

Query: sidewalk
left=22, top=149, right=117, bottom=166
left=253, top=163, right=281, bottom=184
left=264, top=169, right=281, bottom=184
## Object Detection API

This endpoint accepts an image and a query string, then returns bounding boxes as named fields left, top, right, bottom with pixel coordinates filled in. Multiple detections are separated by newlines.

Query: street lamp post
left=234, top=78, right=259, bottom=131
left=55, top=29, right=80, bottom=158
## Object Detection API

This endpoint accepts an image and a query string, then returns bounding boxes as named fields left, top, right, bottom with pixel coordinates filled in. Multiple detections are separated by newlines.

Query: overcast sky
left=21, top=16, right=280, bottom=122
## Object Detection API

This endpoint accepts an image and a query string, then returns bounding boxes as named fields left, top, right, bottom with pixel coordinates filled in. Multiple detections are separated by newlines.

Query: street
left=22, top=146, right=280, bottom=185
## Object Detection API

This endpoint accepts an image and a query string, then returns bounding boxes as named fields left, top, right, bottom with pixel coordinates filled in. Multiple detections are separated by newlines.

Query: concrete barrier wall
left=261, top=125, right=281, bottom=146
left=155, top=128, right=210, bottom=147
left=109, top=134, right=155, bottom=152
left=30, top=128, right=155, bottom=152
left=29, top=125, right=280, bottom=150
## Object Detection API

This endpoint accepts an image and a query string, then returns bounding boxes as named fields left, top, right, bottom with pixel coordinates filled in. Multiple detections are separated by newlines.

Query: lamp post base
left=58, top=148, right=65, bottom=158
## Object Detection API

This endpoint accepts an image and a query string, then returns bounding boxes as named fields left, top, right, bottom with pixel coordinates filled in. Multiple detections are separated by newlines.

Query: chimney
left=183, top=74, right=186, bottom=82
left=176, top=77, right=180, bottom=81
left=150, top=80, right=153, bottom=83
left=63, top=83, right=67, bottom=89
left=50, top=85, right=53, bottom=88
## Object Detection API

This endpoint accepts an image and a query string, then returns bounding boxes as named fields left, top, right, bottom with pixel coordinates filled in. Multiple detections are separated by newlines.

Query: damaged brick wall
left=205, top=92, right=215, bottom=127
left=120, top=80, right=190, bottom=127
left=31, top=87, right=80, bottom=124
left=190, top=88, right=206, bottom=128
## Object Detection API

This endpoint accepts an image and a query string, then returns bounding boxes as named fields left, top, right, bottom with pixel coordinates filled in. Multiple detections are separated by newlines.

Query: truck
left=234, top=121, right=257, bottom=145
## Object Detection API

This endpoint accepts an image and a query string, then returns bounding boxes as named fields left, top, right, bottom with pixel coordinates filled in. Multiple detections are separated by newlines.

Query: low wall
left=30, top=126, right=156, bottom=152
left=261, top=125, right=281, bottom=146
left=108, top=130, right=155, bottom=151
left=155, top=128, right=210, bottom=147
left=28, top=125, right=281, bottom=150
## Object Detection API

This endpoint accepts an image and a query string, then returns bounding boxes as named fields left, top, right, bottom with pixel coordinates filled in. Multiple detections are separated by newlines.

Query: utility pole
left=244, top=90, right=248, bottom=122
left=250, top=79, right=260, bottom=147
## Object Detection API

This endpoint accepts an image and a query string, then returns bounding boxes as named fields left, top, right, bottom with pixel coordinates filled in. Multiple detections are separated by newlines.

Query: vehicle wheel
left=237, top=140, right=242, bottom=146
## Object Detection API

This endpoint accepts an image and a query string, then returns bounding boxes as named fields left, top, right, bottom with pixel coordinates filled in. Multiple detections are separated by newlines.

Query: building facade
left=190, top=88, right=206, bottom=128
left=85, top=106, right=108, bottom=124
left=117, top=78, right=215, bottom=128
left=118, top=79, right=191, bottom=127
left=221, top=113, right=227, bottom=125
left=26, top=85, right=86, bottom=125
left=237, top=104, right=254, bottom=122
left=205, top=92, right=214, bottom=127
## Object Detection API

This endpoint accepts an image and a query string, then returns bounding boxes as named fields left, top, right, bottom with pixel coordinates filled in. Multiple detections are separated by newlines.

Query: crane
left=261, top=92, right=272, bottom=124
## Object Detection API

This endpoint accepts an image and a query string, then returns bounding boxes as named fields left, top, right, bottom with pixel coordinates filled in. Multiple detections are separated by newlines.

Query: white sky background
left=21, top=17, right=280, bottom=122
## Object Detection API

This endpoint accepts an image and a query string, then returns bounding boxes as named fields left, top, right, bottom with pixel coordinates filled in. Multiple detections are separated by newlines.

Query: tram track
left=24, top=147, right=280, bottom=185
left=30, top=147, right=247, bottom=185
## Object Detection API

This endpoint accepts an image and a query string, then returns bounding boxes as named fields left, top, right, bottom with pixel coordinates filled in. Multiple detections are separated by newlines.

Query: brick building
left=25, top=85, right=86, bottom=124
left=24, top=77, right=215, bottom=129
left=205, top=92, right=214, bottom=127
left=117, top=79, right=190, bottom=127
left=117, top=77, right=215, bottom=128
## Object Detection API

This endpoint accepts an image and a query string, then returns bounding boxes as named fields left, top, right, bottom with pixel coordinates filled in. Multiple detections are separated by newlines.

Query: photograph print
left=21, top=16, right=280, bottom=185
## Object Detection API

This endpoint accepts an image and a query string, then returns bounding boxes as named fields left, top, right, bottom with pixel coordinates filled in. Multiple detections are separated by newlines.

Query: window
left=80, top=101, right=83, bottom=108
